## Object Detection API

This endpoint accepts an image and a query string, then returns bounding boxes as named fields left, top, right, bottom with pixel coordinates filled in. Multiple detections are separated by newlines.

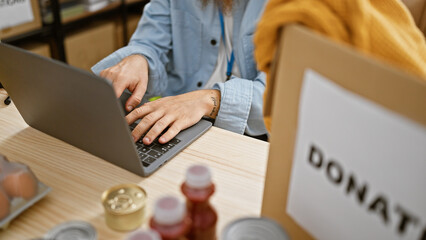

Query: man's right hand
left=100, top=55, right=149, bottom=112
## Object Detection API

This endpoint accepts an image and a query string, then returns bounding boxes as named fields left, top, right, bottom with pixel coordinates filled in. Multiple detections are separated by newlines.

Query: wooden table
left=0, top=90, right=269, bottom=239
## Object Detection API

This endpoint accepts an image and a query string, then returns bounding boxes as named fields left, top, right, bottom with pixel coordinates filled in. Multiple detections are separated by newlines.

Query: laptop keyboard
left=130, top=125, right=181, bottom=167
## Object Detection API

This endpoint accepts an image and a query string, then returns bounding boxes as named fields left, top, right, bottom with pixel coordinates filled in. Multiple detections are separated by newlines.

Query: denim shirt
left=92, top=0, right=267, bottom=136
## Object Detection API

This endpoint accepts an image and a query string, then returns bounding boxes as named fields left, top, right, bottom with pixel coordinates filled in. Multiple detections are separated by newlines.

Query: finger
left=99, top=68, right=109, bottom=78
left=132, top=111, right=163, bottom=143
left=126, top=104, right=152, bottom=125
left=112, top=79, right=127, bottom=98
left=144, top=115, right=175, bottom=145
left=125, top=82, right=147, bottom=112
left=158, top=120, right=187, bottom=144
left=101, top=68, right=116, bottom=82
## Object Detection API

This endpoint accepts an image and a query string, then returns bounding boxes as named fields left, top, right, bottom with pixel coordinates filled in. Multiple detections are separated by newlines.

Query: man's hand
left=126, top=89, right=221, bottom=145
left=100, top=55, right=149, bottom=112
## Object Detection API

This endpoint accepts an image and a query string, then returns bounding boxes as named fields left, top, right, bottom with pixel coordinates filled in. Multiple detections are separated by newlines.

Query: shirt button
left=197, top=82, right=203, bottom=87
left=210, top=39, right=217, bottom=46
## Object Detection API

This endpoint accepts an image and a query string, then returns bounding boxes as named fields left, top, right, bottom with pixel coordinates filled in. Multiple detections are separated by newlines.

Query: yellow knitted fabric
left=254, top=0, right=426, bottom=132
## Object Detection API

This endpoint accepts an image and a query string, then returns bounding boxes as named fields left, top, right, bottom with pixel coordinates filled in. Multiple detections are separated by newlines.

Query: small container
left=181, top=164, right=217, bottom=240
left=44, top=220, right=97, bottom=240
left=101, top=183, right=147, bottom=231
left=222, top=217, right=289, bottom=240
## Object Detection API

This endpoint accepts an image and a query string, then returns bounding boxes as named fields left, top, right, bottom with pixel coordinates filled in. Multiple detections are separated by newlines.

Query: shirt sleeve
left=91, top=0, right=172, bottom=96
left=213, top=71, right=267, bottom=136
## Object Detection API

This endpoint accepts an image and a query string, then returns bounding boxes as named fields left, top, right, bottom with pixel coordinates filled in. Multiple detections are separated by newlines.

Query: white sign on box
left=0, top=0, right=34, bottom=30
left=287, top=69, right=426, bottom=240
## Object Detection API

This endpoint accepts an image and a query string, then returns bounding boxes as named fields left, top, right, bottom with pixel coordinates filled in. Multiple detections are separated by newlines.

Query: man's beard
left=200, top=0, right=234, bottom=14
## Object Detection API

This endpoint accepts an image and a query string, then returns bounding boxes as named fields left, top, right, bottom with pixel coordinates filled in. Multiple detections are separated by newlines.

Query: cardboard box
left=65, top=21, right=116, bottom=71
left=262, top=25, right=426, bottom=239
left=0, top=0, right=42, bottom=39
left=115, top=14, right=140, bottom=48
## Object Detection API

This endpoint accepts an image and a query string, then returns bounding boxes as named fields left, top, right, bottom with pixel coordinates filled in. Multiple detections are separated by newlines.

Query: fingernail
left=132, top=135, right=137, bottom=142
left=159, top=137, right=166, bottom=143
left=143, top=137, right=150, bottom=144
left=127, top=105, right=133, bottom=111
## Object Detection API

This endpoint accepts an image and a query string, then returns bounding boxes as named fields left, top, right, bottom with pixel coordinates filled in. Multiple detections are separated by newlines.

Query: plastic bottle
left=181, top=165, right=217, bottom=240
left=150, top=196, right=191, bottom=240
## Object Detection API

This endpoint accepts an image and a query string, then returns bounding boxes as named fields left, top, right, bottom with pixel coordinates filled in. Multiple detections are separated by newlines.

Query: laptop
left=0, top=43, right=212, bottom=177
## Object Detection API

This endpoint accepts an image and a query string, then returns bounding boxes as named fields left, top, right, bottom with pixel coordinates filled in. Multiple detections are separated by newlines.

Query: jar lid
left=101, top=183, right=146, bottom=215
left=222, top=217, right=289, bottom=240
left=44, top=221, right=97, bottom=240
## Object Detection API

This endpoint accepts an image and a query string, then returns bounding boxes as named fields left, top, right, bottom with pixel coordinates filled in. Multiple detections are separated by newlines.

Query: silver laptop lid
left=0, top=43, right=145, bottom=176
